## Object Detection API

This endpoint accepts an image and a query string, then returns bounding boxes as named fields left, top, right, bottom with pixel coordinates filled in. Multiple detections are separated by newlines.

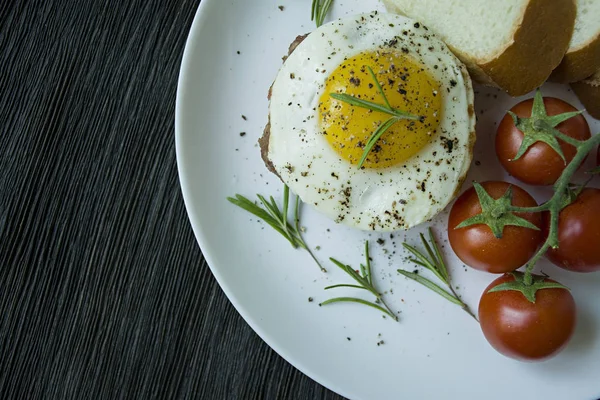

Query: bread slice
left=552, top=0, right=600, bottom=83
left=382, top=0, right=576, bottom=96
left=571, top=70, right=600, bottom=119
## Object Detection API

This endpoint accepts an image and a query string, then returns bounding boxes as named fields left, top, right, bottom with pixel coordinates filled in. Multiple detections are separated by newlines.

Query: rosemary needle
left=398, top=228, right=478, bottom=321
left=330, top=66, right=421, bottom=168
left=311, top=0, right=334, bottom=27
left=228, top=185, right=326, bottom=272
left=321, top=241, right=399, bottom=321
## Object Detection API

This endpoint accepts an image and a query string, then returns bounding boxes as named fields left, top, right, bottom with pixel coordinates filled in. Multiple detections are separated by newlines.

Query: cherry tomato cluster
left=448, top=94, right=600, bottom=361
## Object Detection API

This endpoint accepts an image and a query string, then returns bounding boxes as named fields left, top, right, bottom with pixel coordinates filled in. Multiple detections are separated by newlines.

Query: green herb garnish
left=397, top=228, right=477, bottom=321
left=320, top=241, right=398, bottom=321
left=311, top=0, right=334, bottom=27
left=330, top=66, right=421, bottom=168
left=228, top=185, right=326, bottom=272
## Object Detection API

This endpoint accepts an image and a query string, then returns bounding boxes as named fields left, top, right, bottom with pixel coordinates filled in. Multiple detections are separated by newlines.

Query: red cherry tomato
left=496, top=97, right=591, bottom=186
left=544, top=188, right=600, bottom=272
left=448, top=181, right=542, bottom=273
left=479, top=274, right=576, bottom=361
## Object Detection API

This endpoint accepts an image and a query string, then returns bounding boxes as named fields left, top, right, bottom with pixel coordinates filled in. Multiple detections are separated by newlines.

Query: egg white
left=266, top=12, right=475, bottom=231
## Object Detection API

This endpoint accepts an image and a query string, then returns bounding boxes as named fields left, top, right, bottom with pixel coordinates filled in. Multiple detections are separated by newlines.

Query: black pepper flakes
left=278, top=5, right=284, bottom=10
left=239, top=132, right=246, bottom=137
left=442, top=138, right=454, bottom=153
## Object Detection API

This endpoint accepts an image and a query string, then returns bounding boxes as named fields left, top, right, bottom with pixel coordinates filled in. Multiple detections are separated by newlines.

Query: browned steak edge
left=259, top=34, right=309, bottom=177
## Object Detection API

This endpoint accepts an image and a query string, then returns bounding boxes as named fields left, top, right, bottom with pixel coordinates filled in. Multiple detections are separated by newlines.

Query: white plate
left=175, top=1, right=600, bottom=399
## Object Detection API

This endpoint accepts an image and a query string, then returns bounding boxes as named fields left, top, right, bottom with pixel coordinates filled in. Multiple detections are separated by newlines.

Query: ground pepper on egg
left=261, top=12, right=475, bottom=231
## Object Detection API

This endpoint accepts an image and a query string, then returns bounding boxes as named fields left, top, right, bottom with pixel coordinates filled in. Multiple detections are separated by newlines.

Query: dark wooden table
left=0, top=1, right=343, bottom=398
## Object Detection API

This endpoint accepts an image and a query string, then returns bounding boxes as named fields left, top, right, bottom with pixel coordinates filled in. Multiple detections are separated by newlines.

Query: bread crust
left=551, top=33, right=600, bottom=83
left=382, top=0, right=577, bottom=96
left=479, top=0, right=576, bottom=96
left=572, top=75, right=600, bottom=119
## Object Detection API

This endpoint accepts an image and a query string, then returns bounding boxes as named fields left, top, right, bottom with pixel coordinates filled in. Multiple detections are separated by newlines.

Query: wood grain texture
left=0, top=1, right=344, bottom=398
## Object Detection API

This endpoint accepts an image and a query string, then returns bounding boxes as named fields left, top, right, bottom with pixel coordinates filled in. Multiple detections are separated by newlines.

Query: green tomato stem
left=515, top=132, right=600, bottom=285
left=507, top=203, right=551, bottom=213
left=552, top=128, right=584, bottom=148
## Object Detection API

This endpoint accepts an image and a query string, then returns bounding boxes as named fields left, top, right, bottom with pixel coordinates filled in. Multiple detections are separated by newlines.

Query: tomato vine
left=462, top=90, right=600, bottom=299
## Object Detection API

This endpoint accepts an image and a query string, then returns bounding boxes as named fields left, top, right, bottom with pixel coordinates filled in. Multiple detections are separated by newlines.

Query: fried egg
left=263, top=12, right=475, bottom=231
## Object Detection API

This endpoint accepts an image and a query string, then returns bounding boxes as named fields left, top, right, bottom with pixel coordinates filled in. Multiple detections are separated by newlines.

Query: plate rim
left=174, top=1, right=352, bottom=397
left=175, top=2, right=600, bottom=399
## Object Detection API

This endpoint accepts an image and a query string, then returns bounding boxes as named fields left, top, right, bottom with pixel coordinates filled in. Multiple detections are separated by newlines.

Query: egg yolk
left=318, top=51, right=442, bottom=169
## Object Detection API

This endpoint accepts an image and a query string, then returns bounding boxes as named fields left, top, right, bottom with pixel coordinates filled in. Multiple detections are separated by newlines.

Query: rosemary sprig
left=320, top=241, right=399, bottom=321
left=329, top=95, right=413, bottom=118
left=311, top=0, right=333, bottom=27
left=228, top=185, right=326, bottom=272
left=329, top=66, right=421, bottom=168
left=398, top=228, right=478, bottom=321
